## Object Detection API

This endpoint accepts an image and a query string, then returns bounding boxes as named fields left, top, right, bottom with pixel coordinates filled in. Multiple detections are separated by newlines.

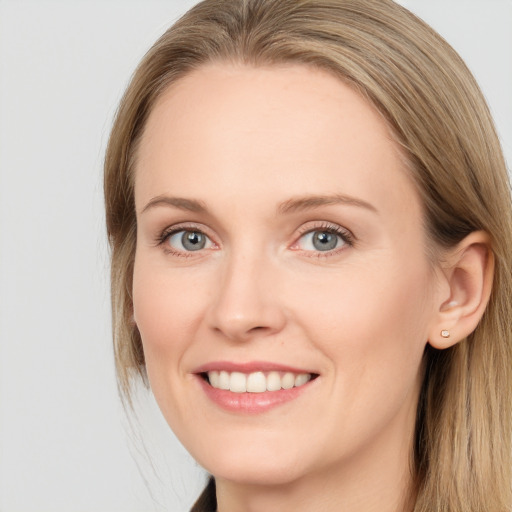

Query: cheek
left=295, top=266, right=432, bottom=449
left=131, top=255, right=216, bottom=429
left=293, top=260, right=432, bottom=343
left=290, top=258, right=433, bottom=404
left=132, top=256, right=209, bottom=373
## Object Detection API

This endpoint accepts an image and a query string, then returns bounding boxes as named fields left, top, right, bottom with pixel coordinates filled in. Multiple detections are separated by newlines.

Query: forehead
left=134, top=63, right=418, bottom=221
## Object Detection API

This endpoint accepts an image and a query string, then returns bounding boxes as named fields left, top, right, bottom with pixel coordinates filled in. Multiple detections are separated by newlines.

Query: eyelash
left=155, top=223, right=212, bottom=258
left=155, top=221, right=355, bottom=258
left=293, top=222, right=354, bottom=258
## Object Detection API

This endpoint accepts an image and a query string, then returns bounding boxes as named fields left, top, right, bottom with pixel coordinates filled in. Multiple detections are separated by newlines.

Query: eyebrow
left=140, top=193, right=378, bottom=216
left=278, top=193, right=378, bottom=215
left=140, top=195, right=207, bottom=214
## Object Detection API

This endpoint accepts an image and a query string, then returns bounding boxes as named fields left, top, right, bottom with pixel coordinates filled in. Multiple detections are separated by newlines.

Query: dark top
left=190, top=476, right=217, bottom=512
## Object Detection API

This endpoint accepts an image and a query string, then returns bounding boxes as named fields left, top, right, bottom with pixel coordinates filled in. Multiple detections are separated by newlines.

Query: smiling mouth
left=201, top=370, right=318, bottom=393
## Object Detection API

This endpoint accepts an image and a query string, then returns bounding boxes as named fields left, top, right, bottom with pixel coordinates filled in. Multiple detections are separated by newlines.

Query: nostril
left=208, top=295, right=287, bottom=341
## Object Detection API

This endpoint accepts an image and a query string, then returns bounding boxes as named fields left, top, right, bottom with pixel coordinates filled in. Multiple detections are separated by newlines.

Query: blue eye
left=297, top=229, right=347, bottom=252
left=167, top=230, right=212, bottom=252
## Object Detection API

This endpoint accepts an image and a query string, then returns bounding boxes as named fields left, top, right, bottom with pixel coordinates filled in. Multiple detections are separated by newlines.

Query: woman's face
left=133, top=64, right=442, bottom=487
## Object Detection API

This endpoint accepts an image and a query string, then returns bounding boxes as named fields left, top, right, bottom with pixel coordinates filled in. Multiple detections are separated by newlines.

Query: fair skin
left=132, top=64, right=492, bottom=512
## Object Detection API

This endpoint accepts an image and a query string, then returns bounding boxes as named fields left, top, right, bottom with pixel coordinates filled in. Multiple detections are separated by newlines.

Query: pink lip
left=196, top=377, right=315, bottom=414
left=192, top=360, right=315, bottom=374
left=192, top=361, right=318, bottom=414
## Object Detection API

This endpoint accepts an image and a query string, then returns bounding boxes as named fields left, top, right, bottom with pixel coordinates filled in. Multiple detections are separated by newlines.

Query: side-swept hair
left=104, top=1, right=512, bottom=509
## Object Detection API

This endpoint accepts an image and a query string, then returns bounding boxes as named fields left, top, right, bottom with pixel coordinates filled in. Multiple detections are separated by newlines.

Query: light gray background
left=0, top=1, right=510, bottom=511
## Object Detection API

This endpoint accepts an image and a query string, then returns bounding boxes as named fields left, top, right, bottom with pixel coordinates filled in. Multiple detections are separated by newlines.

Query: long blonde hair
left=104, top=1, right=512, bottom=509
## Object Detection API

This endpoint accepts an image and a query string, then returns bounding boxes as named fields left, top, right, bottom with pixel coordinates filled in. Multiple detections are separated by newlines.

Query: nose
left=206, top=251, right=287, bottom=342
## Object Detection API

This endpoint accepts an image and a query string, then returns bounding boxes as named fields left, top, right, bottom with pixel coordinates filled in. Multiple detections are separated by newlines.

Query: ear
left=428, top=231, right=494, bottom=349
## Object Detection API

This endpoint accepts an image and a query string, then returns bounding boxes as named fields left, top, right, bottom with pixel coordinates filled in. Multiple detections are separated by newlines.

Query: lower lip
left=197, top=376, right=314, bottom=414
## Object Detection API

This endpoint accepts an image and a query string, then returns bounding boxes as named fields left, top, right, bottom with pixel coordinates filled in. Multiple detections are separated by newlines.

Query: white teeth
left=266, top=371, right=281, bottom=391
left=281, top=372, right=295, bottom=390
left=295, top=373, right=310, bottom=387
left=207, top=370, right=312, bottom=393
left=209, top=370, right=220, bottom=388
left=246, top=371, right=267, bottom=393
left=219, top=370, right=230, bottom=390
left=230, top=372, right=247, bottom=393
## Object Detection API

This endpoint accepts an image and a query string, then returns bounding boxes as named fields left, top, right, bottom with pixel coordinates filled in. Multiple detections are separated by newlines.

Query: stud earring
left=441, top=330, right=450, bottom=339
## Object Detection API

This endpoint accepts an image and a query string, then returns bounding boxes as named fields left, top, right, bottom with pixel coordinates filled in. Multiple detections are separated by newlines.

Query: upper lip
left=192, top=360, right=317, bottom=375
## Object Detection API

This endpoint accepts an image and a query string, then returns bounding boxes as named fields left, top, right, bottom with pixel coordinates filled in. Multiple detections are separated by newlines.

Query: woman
left=104, top=0, right=512, bottom=510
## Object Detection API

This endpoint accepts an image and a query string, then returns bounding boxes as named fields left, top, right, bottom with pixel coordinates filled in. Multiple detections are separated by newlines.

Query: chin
left=190, top=437, right=311, bottom=486
left=206, top=459, right=305, bottom=487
